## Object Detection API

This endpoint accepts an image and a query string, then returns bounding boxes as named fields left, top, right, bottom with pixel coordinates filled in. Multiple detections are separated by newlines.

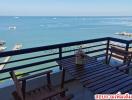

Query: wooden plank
left=59, top=56, right=95, bottom=63
left=110, top=46, right=131, bottom=57
left=83, top=70, right=118, bottom=86
left=64, top=61, right=104, bottom=73
left=94, top=77, right=132, bottom=94
left=85, top=72, right=124, bottom=88
left=102, top=79, right=132, bottom=94
left=89, top=74, right=128, bottom=92
left=58, top=57, right=102, bottom=70
left=69, top=63, right=106, bottom=76
left=62, top=64, right=107, bottom=79
left=58, top=56, right=97, bottom=65
left=71, top=66, right=107, bottom=79
left=79, top=67, right=114, bottom=82
left=129, top=90, right=132, bottom=94
left=57, top=58, right=105, bottom=74
left=73, top=64, right=108, bottom=78
left=118, top=84, right=132, bottom=93
left=19, top=70, right=52, bottom=81
left=83, top=70, right=122, bottom=86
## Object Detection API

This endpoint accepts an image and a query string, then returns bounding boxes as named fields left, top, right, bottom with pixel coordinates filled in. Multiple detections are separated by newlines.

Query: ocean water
left=1, top=16, right=132, bottom=83
left=0, top=16, right=132, bottom=51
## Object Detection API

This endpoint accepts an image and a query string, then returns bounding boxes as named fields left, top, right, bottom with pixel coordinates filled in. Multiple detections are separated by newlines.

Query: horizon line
left=0, top=15, right=132, bottom=17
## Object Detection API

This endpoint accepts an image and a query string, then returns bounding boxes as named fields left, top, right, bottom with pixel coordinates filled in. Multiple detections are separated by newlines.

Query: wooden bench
left=10, top=70, right=73, bottom=100
left=108, top=46, right=132, bottom=74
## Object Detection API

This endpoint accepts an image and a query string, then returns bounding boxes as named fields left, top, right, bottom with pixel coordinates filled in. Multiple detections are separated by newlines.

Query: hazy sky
left=0, top=0, right=132, bottom=16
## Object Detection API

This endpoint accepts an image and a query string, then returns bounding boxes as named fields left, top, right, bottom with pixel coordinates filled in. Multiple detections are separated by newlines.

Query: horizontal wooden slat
left=80, top=67, right=115, bottom=83
left=110, top=46, right=132, bottom=56
left=119, top=84, right=132, bottom=93
left=94, top=77, right=132, bottom=94
left=0, top=65, right=58, bottom=81
left=88, top=74, right=127, bottom=92
left=19, top=70, right=52, bottom=81
left=110, top=44, right=125, bottom=48
left=102, top=79, right=132, bottom=94
left=0, top=52, right=59, bottom=65
left=85, top=72, right=124, bottom=88
left=0, top=58, right=59, bottom=73
left=82, top=69, right=118, bottom=86
left=62, top=43, right=106, bottom=53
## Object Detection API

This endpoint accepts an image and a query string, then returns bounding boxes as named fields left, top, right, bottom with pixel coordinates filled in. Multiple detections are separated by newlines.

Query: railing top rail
left=108, top=37, right=130, bottom=44
left=0, top=37, right=108, bottom=58
left=128, top=40, right=132, bottom=44
left=0, top=37, right=131, bottom=58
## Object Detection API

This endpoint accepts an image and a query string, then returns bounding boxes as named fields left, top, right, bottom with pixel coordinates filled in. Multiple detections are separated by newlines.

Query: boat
left=0, top=47, right=6, bottom=52
left=0, top=40, right=6, bottom=46
left=115, top=32, right=132, bottom=37
left=0, top=40, right=6, bottom=52
left=14, top=43, right=22, bottom=50
left=8, top=26, right=16, bottom=30
left=14, top=16, right=19, bottom=19
left=0, top=43, right=22, bottom=70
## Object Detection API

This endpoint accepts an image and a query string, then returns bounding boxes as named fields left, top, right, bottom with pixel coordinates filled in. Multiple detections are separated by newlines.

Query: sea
left=0, top=16, right=132, bottom=51
left=1, top=16, right=132, bottom=84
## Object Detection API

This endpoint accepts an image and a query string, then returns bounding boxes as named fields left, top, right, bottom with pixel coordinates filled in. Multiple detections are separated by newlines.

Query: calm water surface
left=0, top=16, right=132, bottom=50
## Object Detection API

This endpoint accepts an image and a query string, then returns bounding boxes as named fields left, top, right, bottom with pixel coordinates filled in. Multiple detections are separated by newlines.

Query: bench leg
left=61, top=69, right=65, bottom=88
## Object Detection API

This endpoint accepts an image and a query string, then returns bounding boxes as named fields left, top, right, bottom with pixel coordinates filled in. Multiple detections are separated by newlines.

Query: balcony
left=0, top=37, right=132, bottom=100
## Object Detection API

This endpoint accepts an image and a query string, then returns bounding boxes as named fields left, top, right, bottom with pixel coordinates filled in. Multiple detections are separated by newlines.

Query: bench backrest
left=10, top=71, right=24, bottom=100
left=108, top=46, right=132, bottom=65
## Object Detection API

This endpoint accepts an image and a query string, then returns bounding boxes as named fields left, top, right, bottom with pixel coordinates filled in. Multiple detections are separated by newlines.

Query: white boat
left=0, top=40, right=6, bottom=46
left=14, top=43, right=22, bottom=50
left=14, top=17, right=19, bottom=19
left=0, top=40, right=6, bottom=52
left=115, top=32, right=132, bottom=37
left=8, top=26, right=16, bottom=30
left=0, top=46, right=6, bottom=52
left=0, top=44, right=22, bottom=70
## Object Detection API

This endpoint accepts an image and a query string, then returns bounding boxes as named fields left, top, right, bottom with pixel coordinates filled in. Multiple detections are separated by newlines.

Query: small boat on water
left=0, top=40, right=6, bottom=46
left=0, top=43, right=22, bottom=70
left=115, top=32, right=132, bottom=37
left=0, top=47, right=6, bottom=52
left=14, top=16, right=19, bottom=19
left=8, top=26, right=16, bottom=30
left=14, top=43, right=22, bottom=50
left=0, top=40, right=6, bottom=52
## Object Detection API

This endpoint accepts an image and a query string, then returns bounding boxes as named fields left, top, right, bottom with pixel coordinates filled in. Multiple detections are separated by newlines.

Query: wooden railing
left=0, top=37, right=131, bottom=82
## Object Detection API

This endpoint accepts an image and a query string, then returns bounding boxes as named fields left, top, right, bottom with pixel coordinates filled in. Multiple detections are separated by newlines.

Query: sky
left=0, top=0, right=132, bottom=16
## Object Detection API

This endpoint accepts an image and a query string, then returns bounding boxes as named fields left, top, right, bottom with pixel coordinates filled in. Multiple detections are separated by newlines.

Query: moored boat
left=115, top=32, right=132, bottom=37
left=8, top=26, right=16, bottom=30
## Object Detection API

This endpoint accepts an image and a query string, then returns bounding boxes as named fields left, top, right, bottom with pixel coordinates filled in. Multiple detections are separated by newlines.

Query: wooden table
left=57, top=56, right=132, bottom=94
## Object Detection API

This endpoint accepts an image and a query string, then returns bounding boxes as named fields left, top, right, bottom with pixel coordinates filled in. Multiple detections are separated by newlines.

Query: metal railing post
left=59, top=47, right=62, bottom=70
left=59, top=47, right=62, bottom=59
left=105, top=38, right=110, bottom=64
left=124, top=42, right=129, bottom=63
